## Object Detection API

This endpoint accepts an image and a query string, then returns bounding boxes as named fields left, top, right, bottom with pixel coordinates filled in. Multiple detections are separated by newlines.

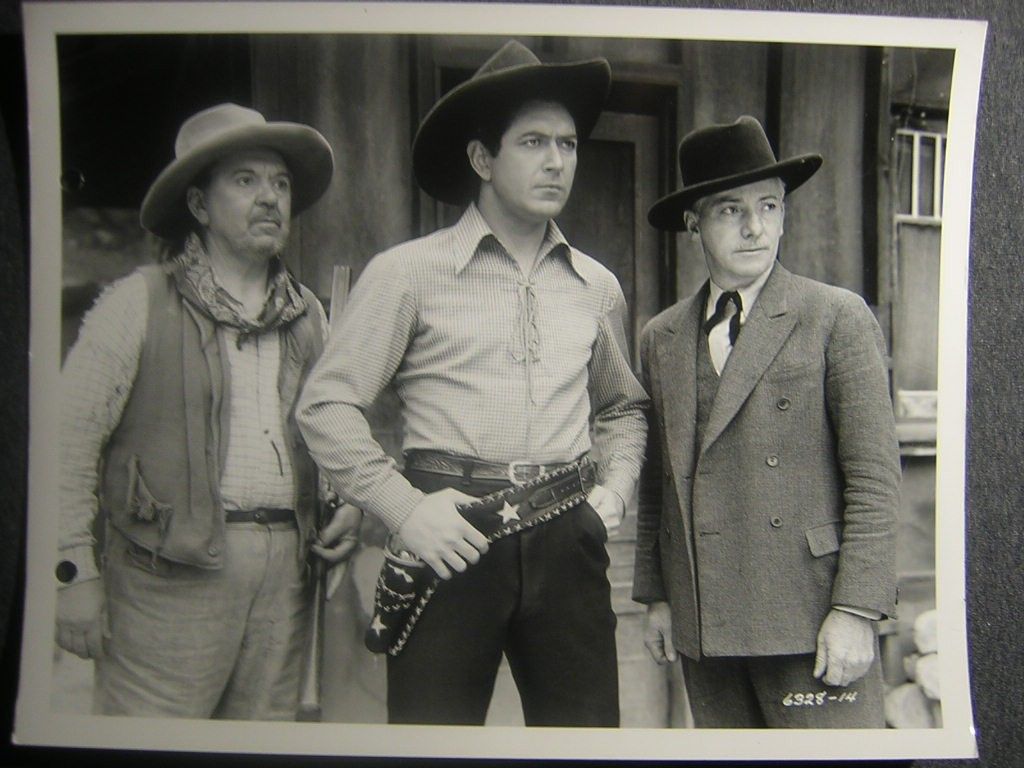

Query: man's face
left=480, top=100, right=578, bottom=225
left=188, top=148, right=292, bottom=263
left=686, top=177, right=785, bottom=291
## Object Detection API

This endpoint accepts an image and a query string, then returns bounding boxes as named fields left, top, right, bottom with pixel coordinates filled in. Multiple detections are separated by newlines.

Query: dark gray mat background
left=0, top=1, right=1017, bottom=766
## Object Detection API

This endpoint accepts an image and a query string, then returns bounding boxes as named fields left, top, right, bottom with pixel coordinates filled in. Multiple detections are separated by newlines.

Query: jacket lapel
left=653, top=285, right=706, bottom=481
left=701, top=264, right=798, bottom=454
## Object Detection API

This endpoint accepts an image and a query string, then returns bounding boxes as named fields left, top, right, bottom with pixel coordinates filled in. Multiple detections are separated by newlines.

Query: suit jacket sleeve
left=825, top=294, right=901, bottom=618
left=632, top=324, right=668, bottom=604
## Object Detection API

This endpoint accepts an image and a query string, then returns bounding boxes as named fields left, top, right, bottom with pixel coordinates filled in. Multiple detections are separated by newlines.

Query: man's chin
left=248, top=236, right=288, bottom=261
left=527, top=200, right=567, bottom=222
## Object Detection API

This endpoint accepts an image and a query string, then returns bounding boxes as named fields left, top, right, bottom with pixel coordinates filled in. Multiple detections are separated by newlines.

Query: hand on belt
left=366, top=457, right=596, bottom=656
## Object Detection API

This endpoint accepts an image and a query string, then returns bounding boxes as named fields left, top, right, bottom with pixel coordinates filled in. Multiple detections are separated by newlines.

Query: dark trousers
left=386, top=468, right=619, bottom=726
left=680, top=640, right=885, bottom=728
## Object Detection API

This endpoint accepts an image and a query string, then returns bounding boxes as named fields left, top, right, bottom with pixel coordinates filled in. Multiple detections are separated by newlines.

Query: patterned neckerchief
left=167, top=233, right=308, bottom=343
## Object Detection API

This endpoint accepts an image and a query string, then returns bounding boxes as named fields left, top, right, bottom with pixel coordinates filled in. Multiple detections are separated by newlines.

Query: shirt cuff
left=363, top=472, right=426, bottom=533
left=833, top=604, right=883, bottom=620
left=57, top=544, right=101, bottom=586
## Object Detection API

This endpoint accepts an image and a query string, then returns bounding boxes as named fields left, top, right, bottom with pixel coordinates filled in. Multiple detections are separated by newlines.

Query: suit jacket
left=632, top=263, right=900, bottom=660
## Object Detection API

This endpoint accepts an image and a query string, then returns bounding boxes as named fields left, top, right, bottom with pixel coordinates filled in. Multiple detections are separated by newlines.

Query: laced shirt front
left=298, top=204, right=649, bottom=533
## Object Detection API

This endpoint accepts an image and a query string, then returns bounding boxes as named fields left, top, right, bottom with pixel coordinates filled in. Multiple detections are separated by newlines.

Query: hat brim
left=647, top=154, right=823, bottom=231
left=140, top=122, right=334, bottom=239
left=412, top=59, right=611, bottom=206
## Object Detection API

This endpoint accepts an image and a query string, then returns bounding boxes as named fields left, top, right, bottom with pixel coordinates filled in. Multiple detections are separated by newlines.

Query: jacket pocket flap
left=805, top=521, right=842, bottom=557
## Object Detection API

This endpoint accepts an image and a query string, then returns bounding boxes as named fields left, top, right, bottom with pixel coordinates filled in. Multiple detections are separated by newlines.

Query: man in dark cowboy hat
left=632, top=116, right=900, bottom=728
left=56, top=103, right=360, bottom=718
left=298, top=40, right=648, bottom=726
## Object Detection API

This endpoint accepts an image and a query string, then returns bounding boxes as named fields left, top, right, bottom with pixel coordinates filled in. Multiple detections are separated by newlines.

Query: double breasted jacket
left=632, top=263, right=900, bottom=660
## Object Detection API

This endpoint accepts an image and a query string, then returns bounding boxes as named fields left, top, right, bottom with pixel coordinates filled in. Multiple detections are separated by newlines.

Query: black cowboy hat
left=141, top=103, right=334, bottom=239
left=412, top=40, right=611, bottom=206
left=648, top=115, right=823, bottom=232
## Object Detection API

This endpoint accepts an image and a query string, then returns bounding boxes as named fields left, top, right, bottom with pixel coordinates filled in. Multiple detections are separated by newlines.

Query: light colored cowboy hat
left=647, top=115, right=823, bottom=232
left=412, top=40, right=611, bottom=206
left=140, top=103, right=334, bottom=238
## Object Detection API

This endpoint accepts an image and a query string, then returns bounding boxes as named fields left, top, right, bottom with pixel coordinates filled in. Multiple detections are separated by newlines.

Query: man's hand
left=813, top=608, right=876, bottom=687
left=643, top=601, right=678, bottom=665
left=311, top=501, right=363, bottom=566
left=311, top=500, right=364, bottom=599
left=397, top=488, right=489, bottom=580
left=55, top=579, right=108, bottom=660
left=586, top=484, right=625, bottom=536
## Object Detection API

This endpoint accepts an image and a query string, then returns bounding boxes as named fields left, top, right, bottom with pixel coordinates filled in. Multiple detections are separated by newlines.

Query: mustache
left=251, top=211, right=282, bottom=225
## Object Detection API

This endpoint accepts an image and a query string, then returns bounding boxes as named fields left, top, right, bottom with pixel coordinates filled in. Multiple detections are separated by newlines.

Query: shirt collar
left=451, top=203, right=587, bottom=283
left=705, top=261, right=776, bottom=323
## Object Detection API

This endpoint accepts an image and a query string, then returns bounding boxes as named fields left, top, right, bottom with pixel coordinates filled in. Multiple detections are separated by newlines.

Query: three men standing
left=297, top=41, right=648, bottom=726
left=56, top=104, right=359, bottom=718
left=634, top=116, right=901, bottom=728
left=55, top=52, right=900, bottom=731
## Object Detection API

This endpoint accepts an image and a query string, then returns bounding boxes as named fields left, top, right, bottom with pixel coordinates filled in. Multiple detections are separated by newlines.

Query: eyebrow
left=708, top=192, right=781, bottom=206
left=229, top=166, right=292, bottom=178
left=516, top=128, right=578, bottom=139
left=706, top=194, right=742, bottom=206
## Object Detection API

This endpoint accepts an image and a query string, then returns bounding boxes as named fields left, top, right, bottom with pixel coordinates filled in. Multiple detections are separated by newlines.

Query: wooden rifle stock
left=296, top=265, right=352, bottom=722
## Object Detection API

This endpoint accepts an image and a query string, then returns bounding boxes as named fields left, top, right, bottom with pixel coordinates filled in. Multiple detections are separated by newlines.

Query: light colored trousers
left=94, top=524, right=308, bottom=719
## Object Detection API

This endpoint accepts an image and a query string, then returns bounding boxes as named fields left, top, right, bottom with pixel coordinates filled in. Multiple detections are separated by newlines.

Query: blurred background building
left=55, top=33, right=952, bottom=727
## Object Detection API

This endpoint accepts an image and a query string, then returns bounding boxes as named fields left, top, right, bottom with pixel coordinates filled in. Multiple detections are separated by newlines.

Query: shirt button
left=770, top=516, right=784, bottom=528
left=208, top=545, right=220, bottom=557
left=777, top=397, right=791, bottom=411
left=766, top=455, right=780, bottom=467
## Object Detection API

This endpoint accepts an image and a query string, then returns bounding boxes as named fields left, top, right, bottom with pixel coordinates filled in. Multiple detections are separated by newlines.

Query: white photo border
left=18, top=1, right=984, bottom=760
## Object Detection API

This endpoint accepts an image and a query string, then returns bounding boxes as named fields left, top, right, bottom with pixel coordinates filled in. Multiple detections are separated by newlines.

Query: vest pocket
left=125, top=455, right=174, bottom=541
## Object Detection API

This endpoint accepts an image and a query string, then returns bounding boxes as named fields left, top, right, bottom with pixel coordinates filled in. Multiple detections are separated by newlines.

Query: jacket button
left=766, top=455, right=780, bottom=467
left=208, top=545, right=220, bottom=556
left=770, top=516, right=784, bottom=528
left=777, top=397, right=791, bottom=411
left=253, top=510, right=266, bottom=524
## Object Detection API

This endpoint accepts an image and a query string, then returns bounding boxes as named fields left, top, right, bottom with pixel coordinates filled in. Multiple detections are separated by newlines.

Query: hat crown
left=473, top=40, right=543, bottom=79
left=174, top=103, right=267, bottom=159
left=679, top=116, right=780, bottom=189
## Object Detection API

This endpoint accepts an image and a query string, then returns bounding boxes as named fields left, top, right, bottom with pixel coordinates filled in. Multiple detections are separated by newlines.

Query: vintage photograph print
left=18, top=1, right=982, bottom=761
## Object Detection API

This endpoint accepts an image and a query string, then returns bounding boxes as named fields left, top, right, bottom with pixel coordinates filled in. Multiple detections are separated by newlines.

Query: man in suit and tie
left=632, top=116, right=900, bottom=728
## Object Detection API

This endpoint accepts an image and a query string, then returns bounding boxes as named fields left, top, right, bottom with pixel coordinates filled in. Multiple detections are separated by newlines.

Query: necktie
left=703, top=290, right=743, bottom=346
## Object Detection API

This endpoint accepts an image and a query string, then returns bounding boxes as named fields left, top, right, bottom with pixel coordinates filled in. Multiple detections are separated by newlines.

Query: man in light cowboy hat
left=298, top=40, right=647, bottom=726
left=55, top=103, right=360, bottom=718
left=632, top=116, right=900, bottom=727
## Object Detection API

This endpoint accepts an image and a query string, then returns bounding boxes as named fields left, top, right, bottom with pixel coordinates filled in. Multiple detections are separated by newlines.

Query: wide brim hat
left=412, top=40, right=611, bottom=206
left=140, top=103, right=334, bottom=239
left=648, top=115, right=823, bottom=231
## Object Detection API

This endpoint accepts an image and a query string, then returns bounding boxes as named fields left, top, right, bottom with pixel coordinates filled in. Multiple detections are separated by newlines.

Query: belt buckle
left=507, top=460, right=543, bottom=484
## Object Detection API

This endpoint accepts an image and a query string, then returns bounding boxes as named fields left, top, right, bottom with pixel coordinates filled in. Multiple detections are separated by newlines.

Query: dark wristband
left=55, top=560, right=78, bottom=584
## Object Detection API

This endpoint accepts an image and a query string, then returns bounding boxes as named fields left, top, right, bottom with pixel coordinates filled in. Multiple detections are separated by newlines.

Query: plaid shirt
left=298, top=204, right=649, bottom=533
